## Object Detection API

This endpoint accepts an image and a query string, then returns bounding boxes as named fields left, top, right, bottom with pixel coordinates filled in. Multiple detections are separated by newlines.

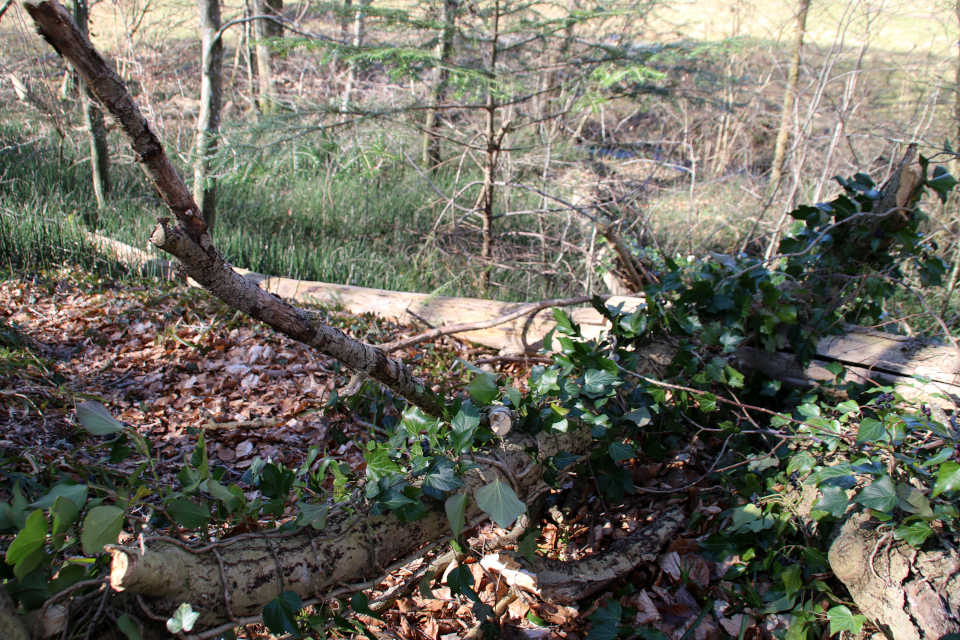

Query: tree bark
left=24, top=0, right=444, bottom=417
left=192, top=0, right=222, bottom=230
left=72, top=0, right=110, bottom=209
left=340, top=0, right=369, bottom=113
left=262, top=0, right=281, bottom=37
left=829, top=513, right=960, bottom=640
left=768, top=0, right=810, bottom=190
left=477, top=0, right=501, bottom=296
left=252, top=0, right=276, bottom=114
left=421, top=0, right=457, bottom=169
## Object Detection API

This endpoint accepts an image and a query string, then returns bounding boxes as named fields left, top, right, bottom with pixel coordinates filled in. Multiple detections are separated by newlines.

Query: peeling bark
left=829, top=513, right=960, bottom=640
left=24, top=0, right=444, bottom=416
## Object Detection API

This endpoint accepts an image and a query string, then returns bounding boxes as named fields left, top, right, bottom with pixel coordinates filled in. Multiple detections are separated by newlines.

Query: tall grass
left=0, top=121, right=564, bottom=301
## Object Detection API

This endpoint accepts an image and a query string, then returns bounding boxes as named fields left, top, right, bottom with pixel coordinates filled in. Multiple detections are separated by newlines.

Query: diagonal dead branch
left=23, top=0, right=446, bottom=416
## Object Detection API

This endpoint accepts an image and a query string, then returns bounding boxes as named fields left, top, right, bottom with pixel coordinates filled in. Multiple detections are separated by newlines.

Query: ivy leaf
left=532, top=368, right=561, bottom=396
left=824, top=361, right=844, bottom=377
left=467, top=373, right=499, bottom=406
left=262, top=591, right=302, bottom=637
left=28, top=483, right=89, bottom=511
left=781, top=564, right=802, bottom=596
left=117, top=614, right=142, bottom=640
left=422, top=456, right=465, bottom=499
left=837, top=400, right=859, bottom=414
left=582, top=368, right=619, bottom=398
left=364, top=446, right=400, bottom=485
left=855, top=417, right=887, bottom=444
left=518, top=528, right=540, bottom=563
left=698, top=393, right=718, bottom=413
left=166, top=603, right=200, bottom=634
left=447, top=564, right=479, bottom=602
left=259, top=464, right=295, bottom=500
left=896, top=483, right=932, bottom=516
left=295, top=502, right=328, bottom=530
left=50, top=496, right=80, bottom=551
left=351, top=592, right=384, bottom=621
left=933, top=461, right=960, bottom=497
left=445, top=493, right=468, bottom=536
left=475, top=479, right=526, bottom=529
left=166, top=499, right=211, bottom=530
left=814, top=486, right=849, bottom=518
left=894, top=521, right=933, bottom=547
left=81, top=505, right=125, bottom=556
left=787, top=451, right=816, bottom=474
left=827, top=605, right=865, bottom=635
left=623, top=407, right=651, bottom=426
left=6, top=509, right=48, bottom=579
left=76, top=401, right=125, bottom=436
left=854, top=476, right=897, bottom=512
left=450, top=402, right=481, bottom=454
left=552, top=308, right=580, bottom=336
left=607, top=442, right=636, bottom=462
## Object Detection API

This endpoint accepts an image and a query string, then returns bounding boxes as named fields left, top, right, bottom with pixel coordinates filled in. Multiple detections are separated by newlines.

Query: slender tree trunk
left=192, top=0, right=222, bottom=230
left=340, top=0, right=352, bottom=42
left=341, top=0, right=369, bottom=114
left=262, top=0, right=281, bottom=37
left=421, top=0, right=457, bottom=168
left=768, top=0, right=811, bottom=190
left=252, top=0, right=277, bottom=114
left=478, top=0, right=501, bottom=296
left=72, top=0, right=110, bottom=208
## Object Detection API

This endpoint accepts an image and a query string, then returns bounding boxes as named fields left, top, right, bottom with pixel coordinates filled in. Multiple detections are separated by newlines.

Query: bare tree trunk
left=73, top=0, right=110, bottom=209
left=262, top=0, right=281, bottom=37
left=341, top=0, right=369, bottom=113
left=768, top=0, right=810, bottom=191
left=421, top=0, right=457, bottom=168
left=25, top=0, right=445, bottom=417
left=478, top=0, right=501, bottom=296
left=340, top=0, right=352, bottom=43
left=252, top=0, right=277, bottom=114
left=192, top=0, right=222, bottom=230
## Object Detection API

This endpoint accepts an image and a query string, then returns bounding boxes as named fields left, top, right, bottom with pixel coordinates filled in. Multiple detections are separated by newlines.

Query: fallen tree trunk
left=734, top=325, right=960, bottom=403
left=105, top=426, right=684, bottom=636
left=87, top=231, right=960, bottom=405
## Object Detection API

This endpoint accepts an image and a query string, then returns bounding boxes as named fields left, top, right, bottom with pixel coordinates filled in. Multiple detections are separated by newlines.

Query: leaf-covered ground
left=0, top=268, right=833, bottom=640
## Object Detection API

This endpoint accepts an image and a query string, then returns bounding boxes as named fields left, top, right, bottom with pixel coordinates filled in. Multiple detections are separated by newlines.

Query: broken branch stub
left=23, top=0, right=444, bottom=416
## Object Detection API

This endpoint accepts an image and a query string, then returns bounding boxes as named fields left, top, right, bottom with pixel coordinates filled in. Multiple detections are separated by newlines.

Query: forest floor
left=0, top=267, right=835, bottom=640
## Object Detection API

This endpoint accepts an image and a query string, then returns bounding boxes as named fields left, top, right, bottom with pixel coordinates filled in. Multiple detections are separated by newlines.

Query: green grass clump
left=0, top=123, right=565, bottom=301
